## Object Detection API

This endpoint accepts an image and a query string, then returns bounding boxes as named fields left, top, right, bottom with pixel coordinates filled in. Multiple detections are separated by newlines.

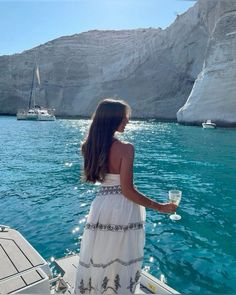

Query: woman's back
left=107, top=140, right=123, bottom=174
left=75, top=140, right=146, bottom=294
left=75, top=98, right=176, bottom=294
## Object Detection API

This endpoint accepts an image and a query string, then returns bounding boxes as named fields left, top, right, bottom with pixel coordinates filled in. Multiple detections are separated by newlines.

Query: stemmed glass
left=168, top=190, right=182, bottom=221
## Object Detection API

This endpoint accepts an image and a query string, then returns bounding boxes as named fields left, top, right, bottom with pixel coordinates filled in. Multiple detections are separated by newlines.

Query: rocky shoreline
left=0, top=0, right=235, bottom=126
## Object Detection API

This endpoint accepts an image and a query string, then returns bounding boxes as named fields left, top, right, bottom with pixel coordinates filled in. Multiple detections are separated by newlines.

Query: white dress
left=74, top=174, right=146, bottom=294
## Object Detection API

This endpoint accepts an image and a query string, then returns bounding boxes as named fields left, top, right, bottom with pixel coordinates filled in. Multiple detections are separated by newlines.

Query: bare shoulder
left=114, top=140, right=134, bottom=155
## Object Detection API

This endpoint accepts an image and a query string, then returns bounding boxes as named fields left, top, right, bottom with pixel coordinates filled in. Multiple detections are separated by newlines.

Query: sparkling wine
left=170, top=197, right=181, bottom=206
left=168, top=190, right=182, bottom=221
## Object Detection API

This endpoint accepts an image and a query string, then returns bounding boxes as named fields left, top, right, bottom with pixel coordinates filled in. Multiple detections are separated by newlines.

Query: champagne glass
left=168, top=190, right=182, bottom=221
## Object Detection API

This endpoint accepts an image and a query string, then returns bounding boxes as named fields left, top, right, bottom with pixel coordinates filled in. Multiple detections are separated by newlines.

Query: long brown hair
left=82, top=98, right=131, bottom=183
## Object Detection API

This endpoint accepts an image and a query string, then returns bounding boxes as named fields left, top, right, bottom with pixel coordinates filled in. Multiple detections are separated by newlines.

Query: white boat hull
left=17, top=109, right=56, bottom=121
left=37, top=114, right=56, bottom=121
left=202, top=123, right=216, bottom=129
left=202, top=120, right=216, bottom=128
left=17, top=113, right=38, bottom=120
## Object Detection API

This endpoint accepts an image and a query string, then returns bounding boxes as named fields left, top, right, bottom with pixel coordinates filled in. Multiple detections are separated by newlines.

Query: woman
left=74, top=98, right=176, bottom=294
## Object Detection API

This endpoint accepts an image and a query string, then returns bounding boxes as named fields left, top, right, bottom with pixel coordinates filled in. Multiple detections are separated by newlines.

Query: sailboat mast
left=28, top=65, right=36, bottom=109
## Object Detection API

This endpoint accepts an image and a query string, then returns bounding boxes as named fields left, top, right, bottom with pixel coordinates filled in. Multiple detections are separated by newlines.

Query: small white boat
left=17, top=64, right=56, bottom=121
left=202, top=120, right=216, bottom=129
left=0, top=225, right=180, bottom=294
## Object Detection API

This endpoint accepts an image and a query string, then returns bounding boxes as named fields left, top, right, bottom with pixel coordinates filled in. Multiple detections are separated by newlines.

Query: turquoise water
left=1, top=116, right=236, bottom=294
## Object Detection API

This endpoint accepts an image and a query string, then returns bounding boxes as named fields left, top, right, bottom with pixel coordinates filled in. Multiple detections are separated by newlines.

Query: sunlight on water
left=149, top=257, right=154, bottom=263
left=0, top=116, right=236, bottom=295
left=65, top=162, right=73, bottom=167
left=61, top=119, right=91, bottom=135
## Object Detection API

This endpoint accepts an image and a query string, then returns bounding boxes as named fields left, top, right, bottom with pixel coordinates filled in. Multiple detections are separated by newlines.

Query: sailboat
left=17, top=65, right=56, bottom=121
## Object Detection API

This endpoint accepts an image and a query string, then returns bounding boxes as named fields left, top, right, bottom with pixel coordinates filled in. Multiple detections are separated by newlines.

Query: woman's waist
left=97, top=185, right=122, bottom=196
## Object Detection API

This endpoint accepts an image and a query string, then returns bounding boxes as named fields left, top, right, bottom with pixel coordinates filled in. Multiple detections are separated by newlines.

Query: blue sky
left=0, top=0, right=195, bottom=56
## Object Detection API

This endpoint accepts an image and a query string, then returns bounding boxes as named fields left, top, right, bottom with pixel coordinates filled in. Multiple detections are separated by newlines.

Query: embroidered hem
left=78, top=271, right=141, bottom=294
left=79, top=257, right=143, bottom=269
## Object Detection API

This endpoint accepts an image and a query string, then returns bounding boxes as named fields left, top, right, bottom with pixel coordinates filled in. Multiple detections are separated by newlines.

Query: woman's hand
left=157, top=203, right=177, bottom=213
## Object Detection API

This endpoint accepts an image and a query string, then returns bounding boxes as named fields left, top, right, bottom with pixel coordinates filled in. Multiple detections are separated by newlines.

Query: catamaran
left=17, top=65, right=56, bottom=121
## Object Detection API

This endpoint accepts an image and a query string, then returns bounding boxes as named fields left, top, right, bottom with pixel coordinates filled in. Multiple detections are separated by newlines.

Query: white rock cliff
left=0, top=0, right=235, bottom=125
left=177, top=0, right=236, bottom=126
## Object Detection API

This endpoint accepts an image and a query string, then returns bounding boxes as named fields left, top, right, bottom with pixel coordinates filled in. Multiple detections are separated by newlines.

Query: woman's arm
left=120, top=143, right=176, bottom=213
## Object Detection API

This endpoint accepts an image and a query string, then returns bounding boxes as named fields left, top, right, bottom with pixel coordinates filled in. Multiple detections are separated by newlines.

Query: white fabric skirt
left=74, top=174, right=146, bottom=294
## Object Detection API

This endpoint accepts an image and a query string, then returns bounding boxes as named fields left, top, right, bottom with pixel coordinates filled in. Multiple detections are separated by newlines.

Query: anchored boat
left=17, top=106, right=56, bottom=121
left=17, top=65, right=56, bottom=121
left=202, top=120, right=216, bottom=129
left=0, top=225, right=180, bottom=294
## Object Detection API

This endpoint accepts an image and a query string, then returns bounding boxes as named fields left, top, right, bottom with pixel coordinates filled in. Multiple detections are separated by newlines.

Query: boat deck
left=54, top=255, right=180, bottom=294
left=0, top=226, right=51, bottom=293
left=0, top=226, right=180, bottom=294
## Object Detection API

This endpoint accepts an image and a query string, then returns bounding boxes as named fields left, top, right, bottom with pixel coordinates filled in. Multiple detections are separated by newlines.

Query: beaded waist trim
left=97, top=185, right=121, bottom=196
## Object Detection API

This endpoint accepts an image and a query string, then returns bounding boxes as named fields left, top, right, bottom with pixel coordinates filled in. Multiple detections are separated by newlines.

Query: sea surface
left=1, top=116, right=236, bottom=294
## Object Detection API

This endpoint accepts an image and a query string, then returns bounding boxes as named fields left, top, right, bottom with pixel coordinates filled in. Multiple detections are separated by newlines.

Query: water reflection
left=1, top=117, right=236, bottom=295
